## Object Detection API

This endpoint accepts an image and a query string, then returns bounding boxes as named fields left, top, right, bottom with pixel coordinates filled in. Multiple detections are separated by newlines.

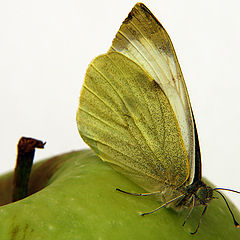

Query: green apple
left=0, top=149, right=239, bottom=239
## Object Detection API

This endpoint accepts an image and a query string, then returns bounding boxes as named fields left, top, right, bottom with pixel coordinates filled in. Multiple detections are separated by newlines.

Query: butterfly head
left=194, top=182, right=214, bottom=206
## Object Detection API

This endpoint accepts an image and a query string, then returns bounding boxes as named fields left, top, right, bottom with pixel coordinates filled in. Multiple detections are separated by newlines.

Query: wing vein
left=129, top=19, right=172, bottom=85
left=85, top=135, right=162, bottom=182
left=82, top=84, right=125, bottom=124
left=117, top=29, right=170, bottom=85
left=106, top=55, right=162, bottom=173
left=80, top=107, right=126, bottom=133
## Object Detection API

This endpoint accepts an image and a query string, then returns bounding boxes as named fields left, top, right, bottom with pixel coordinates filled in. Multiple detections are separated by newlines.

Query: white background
left=1, top=0, right=240, bottom=209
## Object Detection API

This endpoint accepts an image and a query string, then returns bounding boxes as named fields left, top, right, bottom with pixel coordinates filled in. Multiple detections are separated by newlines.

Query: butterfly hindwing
left=77, top=52, right=189, bottom=191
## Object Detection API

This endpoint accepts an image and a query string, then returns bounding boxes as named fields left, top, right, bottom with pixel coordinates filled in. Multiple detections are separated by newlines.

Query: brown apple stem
left=12, top=137, right=46, bottom=202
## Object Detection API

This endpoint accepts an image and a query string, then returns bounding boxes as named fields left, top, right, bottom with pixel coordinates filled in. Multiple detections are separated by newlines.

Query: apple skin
left=0, top=150, right=239, bottom=240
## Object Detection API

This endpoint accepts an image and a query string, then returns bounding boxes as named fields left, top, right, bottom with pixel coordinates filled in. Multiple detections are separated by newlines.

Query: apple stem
left=12, top=137, right=46, bottom=202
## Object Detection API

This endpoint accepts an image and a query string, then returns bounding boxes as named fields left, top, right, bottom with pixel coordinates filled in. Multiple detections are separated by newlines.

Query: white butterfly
left=77, top=3, right=240, bottom=234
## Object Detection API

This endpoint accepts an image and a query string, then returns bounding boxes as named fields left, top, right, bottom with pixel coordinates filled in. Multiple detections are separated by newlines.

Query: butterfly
left=77, top=3, right=239, bottom=234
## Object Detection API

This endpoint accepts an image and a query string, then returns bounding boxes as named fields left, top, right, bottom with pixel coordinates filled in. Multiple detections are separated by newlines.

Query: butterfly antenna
left=213, top=189, right=240, bottom=228
left=116, top=188, right=162, bottom=196
left=214, top=188, right=240, bottom=195
left=191, top=205, right=208, bottom=235
left=182, top=195, right=195, bottom=226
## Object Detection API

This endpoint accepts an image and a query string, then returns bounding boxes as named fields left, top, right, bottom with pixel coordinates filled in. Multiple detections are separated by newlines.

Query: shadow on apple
left=0, top=150, right=239, bottom=239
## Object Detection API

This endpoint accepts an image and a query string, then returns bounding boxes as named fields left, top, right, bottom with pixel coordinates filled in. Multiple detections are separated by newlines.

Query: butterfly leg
left=182, top=195, right=195, bottom=226
left=191, top=205, right=207, bottom=235
left=141, top=194, right=185, bottom=216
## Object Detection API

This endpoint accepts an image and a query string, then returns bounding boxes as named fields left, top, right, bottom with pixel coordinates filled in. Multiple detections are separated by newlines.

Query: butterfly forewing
left=109, top=3, right=196, bottom=183
left=77, top=52, right=189, bottom=191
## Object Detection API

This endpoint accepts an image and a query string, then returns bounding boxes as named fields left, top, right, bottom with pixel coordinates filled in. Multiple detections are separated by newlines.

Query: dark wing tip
left=123, top=3, right=150, bottom=24
left=123, top=3, right=165, bottom=30
left=122, top=3, right=141, bottom=24
left=139, top=3, right=165, bottom=29
left=123, top=11, right=133, bottom=24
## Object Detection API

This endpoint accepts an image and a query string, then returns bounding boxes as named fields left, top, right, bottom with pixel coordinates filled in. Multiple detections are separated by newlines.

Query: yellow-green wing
left=109, top=3, right=195, bottom=183
left=77, top=52, right=189, bottom=191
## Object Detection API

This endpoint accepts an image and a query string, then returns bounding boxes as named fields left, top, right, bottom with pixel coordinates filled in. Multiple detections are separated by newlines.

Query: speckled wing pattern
left=77, top=3, right=195, bottom=192
left=77, top=52, right=189, bottom=191
left=109, top=3, right=196, bottom=184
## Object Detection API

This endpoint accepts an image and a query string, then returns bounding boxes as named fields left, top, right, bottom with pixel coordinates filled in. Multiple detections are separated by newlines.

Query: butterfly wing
left=77, top=52, right=189, bottom=191
left=109, top=3, right=196, bottom=184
